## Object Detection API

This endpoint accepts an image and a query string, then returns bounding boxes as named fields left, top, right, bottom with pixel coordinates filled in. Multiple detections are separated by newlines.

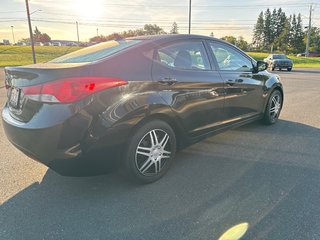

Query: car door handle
left=226, top=79, right=243, bottom=85
left=226, top=79, right=235, bottom=86
left=158, top=77, right=178, bottom=85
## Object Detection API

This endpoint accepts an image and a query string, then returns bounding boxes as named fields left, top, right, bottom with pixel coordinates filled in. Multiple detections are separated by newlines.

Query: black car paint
left=2, top=35, right=283, bottom=175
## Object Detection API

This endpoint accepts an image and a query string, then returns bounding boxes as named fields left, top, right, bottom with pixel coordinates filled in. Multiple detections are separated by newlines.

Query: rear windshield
left=49, top=40, right=141, bottom=63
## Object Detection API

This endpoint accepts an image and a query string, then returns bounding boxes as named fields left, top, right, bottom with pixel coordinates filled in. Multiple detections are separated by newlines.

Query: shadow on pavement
left=0, top=120, right=320, bottom=240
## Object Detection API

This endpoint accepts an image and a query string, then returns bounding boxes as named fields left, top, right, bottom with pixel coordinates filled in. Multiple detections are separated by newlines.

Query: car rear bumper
left=2, top=104, right=126, bottom=175
left=2, top=105, right=86, bottom=166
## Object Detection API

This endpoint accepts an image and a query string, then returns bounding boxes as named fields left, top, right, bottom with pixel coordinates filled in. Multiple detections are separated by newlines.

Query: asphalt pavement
left=0, top=68, right=319, bottom=240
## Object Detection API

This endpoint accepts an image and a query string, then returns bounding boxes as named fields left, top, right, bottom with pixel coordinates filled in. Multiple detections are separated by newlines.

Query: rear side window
left=155, top=41, right=210, bottom=70
left=49, top=40, right=141, bottom=63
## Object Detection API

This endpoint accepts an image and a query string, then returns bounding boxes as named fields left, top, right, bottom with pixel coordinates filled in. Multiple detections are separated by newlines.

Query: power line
left=30, top=19, right=252, bottom=30
left=98, top=3, right=307, bottom=8
left=31, top=17, right=256, bottom=25
left=0, top=16, right=258, bottom=25
left=0, top=10, right=25, bottom=13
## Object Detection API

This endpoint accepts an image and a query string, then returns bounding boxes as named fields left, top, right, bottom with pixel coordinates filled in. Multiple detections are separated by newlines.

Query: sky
left=0, top=0, right=318, bottom=43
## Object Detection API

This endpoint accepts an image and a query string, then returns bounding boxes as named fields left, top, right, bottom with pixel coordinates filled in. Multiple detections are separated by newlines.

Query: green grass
left=247, top=52, right=320, bottom=68
left=1, top=46, right=320, bottom=68
left=0, top=46, right=82, bottom=67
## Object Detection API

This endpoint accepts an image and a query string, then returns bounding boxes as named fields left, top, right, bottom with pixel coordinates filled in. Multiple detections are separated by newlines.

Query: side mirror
left=253, top=61, right=268, bottom=73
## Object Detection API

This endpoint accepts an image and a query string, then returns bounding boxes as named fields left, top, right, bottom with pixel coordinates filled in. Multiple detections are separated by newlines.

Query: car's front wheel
left=124, top=120, right=176, bottom=183
left=287, top=68, right=292, bottom=71
left=263, top=90, right=283, bottom=125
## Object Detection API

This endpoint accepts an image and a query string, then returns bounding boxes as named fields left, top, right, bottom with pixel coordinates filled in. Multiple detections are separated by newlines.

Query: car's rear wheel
left=287, top=68, right=292, bottom=71
left=123, top=120, right=176, bottom=183
left=263, top=90, right=282, bottom=125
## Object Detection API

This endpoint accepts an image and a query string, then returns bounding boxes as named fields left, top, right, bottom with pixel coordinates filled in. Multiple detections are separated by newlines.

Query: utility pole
left=188, top=0, right=191, bottom=34
left=25, top=0, right=36, bottom=64
left=305, top=4, right=313, bottom=56
left=96, top=28, right=99, bottom=36
left=76, top=21, right=80, bottom=45
left=11, top=26, right=15, bottom=44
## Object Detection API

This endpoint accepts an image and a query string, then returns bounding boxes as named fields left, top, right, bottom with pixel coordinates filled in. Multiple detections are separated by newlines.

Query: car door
left=151, top=39, right=225, bottom=137
left=206, top=41, right=265, bottom=121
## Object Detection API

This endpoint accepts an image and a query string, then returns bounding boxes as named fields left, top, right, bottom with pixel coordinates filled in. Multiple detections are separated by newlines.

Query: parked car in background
left=264, top=54, right=293, bottom=71
left=52, top=42, right=62, bottom=46
left=297, top=52, right=320, bottom=57
left=2, top=34, right=283, bottom=183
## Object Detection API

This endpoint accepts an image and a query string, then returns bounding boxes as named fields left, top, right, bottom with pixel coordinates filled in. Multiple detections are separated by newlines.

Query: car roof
left=128, top=34, right=222, bottom=43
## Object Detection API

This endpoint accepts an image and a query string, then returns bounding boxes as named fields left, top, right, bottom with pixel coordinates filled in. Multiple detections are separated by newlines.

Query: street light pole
left=25, top=0, right=36, bottom=64
left=76, top=21, right=80, bottom=45
left=188, top=0, right=191, bottom=34
left=305, top=4, right=313, bottom=56
left=96, top=28, right=99, bottom=37
left=11, top=26, right=15, bottom=45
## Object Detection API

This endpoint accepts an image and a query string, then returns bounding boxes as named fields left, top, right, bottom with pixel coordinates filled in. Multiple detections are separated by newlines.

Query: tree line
left=252, top=8, right=304, bottom=53
left=18, top=10, right=320, bottom=54
left=252, top=8, right=320, bottom=54
left=90, top=8, right=320, bottom=54
left=90, top=23, right=178, bottom=42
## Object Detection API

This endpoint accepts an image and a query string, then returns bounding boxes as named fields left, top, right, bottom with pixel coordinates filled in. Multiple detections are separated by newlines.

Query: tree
left=89, top=35, right=108, bottom=43
left=143, top=24, right=166, bottom=35
left=275, top=8, right=286, bottom=37
left=210, top=32, right=214, bottom=37
left=221, top=36, right=237, bottom=45
left=237, top=36, right=249, bottom=51
left=270, top=8, right=277, bottom=43
left=170, top=22, right=179, bottom=34
left=33, top=26, right=51, bottom=43
left=88, top=24, right=167, bottom=43
left=290, top=14, right=304, bottom=53
left=263, top=9, right=273, bottom=50
left=306, top=27, right=320, bottom=53
left=252, top=11, right=264, bottom=50
left=273, top=17, right=291, bottom=53
left=222, top=36, right=249, bottom=50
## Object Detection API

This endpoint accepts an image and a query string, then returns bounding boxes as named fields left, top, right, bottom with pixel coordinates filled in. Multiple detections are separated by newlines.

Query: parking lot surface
left=0, top=68, right=319, bottom=240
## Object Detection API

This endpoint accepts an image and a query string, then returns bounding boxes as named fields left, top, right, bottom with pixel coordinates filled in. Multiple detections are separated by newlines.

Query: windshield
left=49, top=40, right=141, bottom=63
left=273, top=54, right=287, bottom=59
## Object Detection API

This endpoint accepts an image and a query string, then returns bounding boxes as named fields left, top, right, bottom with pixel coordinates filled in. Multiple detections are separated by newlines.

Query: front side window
left=155, top=41, right=211, bottom=71
left=49, top=40, right=141, bottom=63
left=209, top=42, right=253, bottom=72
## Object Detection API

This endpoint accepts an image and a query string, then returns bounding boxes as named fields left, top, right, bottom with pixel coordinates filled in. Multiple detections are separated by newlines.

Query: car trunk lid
left=4, top=63, right=90, bottom=122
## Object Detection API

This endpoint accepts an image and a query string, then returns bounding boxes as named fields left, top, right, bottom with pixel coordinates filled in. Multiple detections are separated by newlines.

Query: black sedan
left=2, top=34, right=283, bottom=183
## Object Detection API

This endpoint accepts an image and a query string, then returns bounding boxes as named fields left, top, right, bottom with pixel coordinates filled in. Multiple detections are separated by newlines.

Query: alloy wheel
left=269, top=94, right=281, bottom=121
left=135, top=129, right=171, bottom=176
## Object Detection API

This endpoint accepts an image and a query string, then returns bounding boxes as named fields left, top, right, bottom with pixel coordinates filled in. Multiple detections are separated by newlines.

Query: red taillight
left=21, top=77, right=127, bottom=103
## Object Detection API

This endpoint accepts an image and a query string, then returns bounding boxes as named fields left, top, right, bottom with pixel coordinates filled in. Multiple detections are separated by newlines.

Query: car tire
left=262, top=90, right=283, bottom=125
left=123, top=120, right=176, bottom=183
left=287, top=68, right=292, bottom=71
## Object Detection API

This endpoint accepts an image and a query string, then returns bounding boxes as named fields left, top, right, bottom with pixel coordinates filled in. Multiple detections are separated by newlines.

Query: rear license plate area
left=9, top=87, right=21, bottom=108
